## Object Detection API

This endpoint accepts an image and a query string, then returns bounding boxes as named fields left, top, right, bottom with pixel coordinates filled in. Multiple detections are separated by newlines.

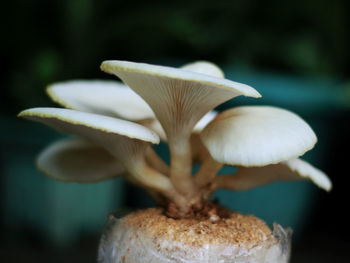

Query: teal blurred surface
left=222, top=67, right=345, bottom=113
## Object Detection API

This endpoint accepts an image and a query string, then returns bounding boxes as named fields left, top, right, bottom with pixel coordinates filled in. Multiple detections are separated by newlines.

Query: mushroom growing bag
left=98, top=209, right=292, bottom=263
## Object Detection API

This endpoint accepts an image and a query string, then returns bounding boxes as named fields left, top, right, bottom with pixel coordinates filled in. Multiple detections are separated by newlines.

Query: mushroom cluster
left=19, top=60, right=331, bottom=217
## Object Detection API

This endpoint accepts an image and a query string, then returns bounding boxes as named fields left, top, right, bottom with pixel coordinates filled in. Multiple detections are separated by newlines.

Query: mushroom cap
left=201, top=106, right=317, bottom=166
left=180, top=61, right=225, bottom=78
left=194, top=110, right=218, bottom=132
left=216, top=158, right=331, bottom=192
left=18, top=107, right=159, bottom=144
left=18, top=108, right=159, bottom=169
left=284, top=158, right=332, bottom=191
left=101, top=61, right=259, bottom=96
left=47, top=80, right=154, bottom=121
left=100, top=60, right=260, bottom=144
left=38, top=138, right=124, bottom=183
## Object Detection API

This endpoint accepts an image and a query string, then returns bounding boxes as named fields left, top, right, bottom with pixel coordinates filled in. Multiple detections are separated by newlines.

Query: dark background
left=1, top=0, right=349, bottom=262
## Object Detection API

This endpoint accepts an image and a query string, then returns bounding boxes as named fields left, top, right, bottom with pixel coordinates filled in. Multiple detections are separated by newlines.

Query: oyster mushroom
left=197, top=105, right=329, bottom=193
left=19, top=60, right=332, bottom=263
left=37, top=137, right=125, bottom=182
left=101, top=60, right=260, bottom=199
left=46, top=78, right=214, bottom=175
left=18, top=108, right=181, bottom=202
left=200, top=106, right=317, bottom=166
left=47, top=80, right=154, bottom=120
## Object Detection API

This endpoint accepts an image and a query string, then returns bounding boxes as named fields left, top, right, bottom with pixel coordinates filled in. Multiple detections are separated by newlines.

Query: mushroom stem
left=145, top=147, right=170, bottom=176
left=214, top=159, right=332, bottom=192
left=214, top=174, right=247, bottom=191
left=214, top=166, right=295, bottom=191
left=169, top=138, right=196, bottom=196
left=194, top=156, right=222, bottom=188
left=124, top=166, right=188, bottom=210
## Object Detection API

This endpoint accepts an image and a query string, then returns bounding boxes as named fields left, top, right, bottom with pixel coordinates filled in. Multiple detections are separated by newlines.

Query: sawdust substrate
left=123, top=207, right=274, bottom=248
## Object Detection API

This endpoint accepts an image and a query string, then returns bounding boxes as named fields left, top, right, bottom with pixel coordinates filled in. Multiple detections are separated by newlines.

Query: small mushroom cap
left=101, top=60, right=260, bottom=144
left=180, top=61, right=225, bottom=78
left=18, top=107, right=159, bottom=144
left=201, top=106, right=317, bottom=166
left=284, top=158, right=332, bottom=191
left=193, top=110, right=218, bottom=132
left=38, top=138, right=124, bottom=183
left=216, top=158, right=332, bottom=192
left=18, top=108, right=159, bottom=168
left=47, top=80, right=154, bottom=121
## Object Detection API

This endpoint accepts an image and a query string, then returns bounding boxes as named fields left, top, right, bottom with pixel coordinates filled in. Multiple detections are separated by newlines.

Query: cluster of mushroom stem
left=18, top=60, right=332, bottom=219
left=137, top=135, right=222, bottom=215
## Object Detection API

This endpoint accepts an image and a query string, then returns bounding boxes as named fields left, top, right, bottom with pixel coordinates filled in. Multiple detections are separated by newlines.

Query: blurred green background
left=1, top=0, right=350, bottom=262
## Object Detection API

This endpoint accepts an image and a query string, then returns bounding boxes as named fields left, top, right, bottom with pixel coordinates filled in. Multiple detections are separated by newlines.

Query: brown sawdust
left=165, top=200, right=229, bottom=220
left=123, top=206, right=273, bottom=247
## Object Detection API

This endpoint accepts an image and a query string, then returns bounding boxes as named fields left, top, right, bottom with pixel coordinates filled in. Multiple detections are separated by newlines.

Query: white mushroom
left=144, top=61, right=220, bottom=142
left=193, top=110, right=218, bottom=132
left=215, top=158, right=332, bottom=192
left=37, top=138, right=125, bottom=182
left=18, top=59, right=332, bottom=261
left=47, top=78, right=213, bottom=145
left=180, top=61, right=225, bottom=78
left=200, top=105, right=317, bottom=167
left=100, top=60, right=260, bottom=196
left=18, top=108, right=177, bottom=199
left=47, top=80, right=155, bottom=121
